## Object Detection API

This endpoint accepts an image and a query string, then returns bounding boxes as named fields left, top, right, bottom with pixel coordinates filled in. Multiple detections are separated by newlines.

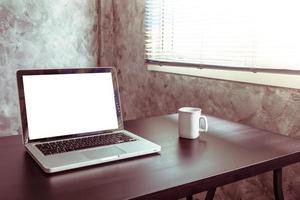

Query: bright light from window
left=145, top=0, right=300, bottom=71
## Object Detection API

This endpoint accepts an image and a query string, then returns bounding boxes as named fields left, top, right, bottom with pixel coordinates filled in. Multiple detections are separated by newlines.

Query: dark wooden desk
left=0, top=114, right=300, bottom=200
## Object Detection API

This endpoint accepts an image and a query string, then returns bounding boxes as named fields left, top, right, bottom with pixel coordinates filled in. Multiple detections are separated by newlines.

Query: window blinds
left=145, top=0, right=300, bottom=71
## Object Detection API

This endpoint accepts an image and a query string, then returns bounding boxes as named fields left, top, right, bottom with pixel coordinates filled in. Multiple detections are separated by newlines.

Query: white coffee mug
left=178, top=107, right=208, bottom=139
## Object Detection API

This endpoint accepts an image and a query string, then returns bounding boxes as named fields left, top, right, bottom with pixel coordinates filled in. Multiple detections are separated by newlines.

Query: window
left=145, top=0, right=300, bottom=89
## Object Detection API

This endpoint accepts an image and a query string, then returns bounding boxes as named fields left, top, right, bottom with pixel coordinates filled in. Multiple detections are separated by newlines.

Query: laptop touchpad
left=82, top=146, right=126, bottom=160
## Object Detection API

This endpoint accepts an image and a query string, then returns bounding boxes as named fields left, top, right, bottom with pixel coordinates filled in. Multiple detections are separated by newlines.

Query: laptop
left=16, top=67, right=161, bottom=173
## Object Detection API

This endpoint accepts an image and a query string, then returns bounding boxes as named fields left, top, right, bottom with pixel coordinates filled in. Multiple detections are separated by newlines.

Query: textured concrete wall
left=148, top=73, right=300, bottom=139
left=0, top=0, right=99, bottom=136
left=100, top=0, right=152, bottom=120
left=110, top=0, right=300, bottom=199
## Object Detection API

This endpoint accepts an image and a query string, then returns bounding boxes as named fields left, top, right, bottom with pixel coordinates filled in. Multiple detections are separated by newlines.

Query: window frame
left=147, top=62, right=300, bottom=90
left=144, top=0, right=300, bottom=89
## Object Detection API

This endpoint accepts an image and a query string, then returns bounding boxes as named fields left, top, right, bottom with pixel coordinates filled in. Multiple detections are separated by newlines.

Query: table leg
left=186, top=195, right=193, bottom=200
left=273, top=168, right=284, bottom=200
left=186, top=187, right=216, bottom=200
left=205, top=188, right=216, bottom=200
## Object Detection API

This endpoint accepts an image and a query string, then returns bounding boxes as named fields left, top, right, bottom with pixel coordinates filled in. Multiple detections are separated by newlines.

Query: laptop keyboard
left=36, top=132, right=137, bottom=156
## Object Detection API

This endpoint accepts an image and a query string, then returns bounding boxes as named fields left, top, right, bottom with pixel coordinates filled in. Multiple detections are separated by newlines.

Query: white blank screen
left=23, top=72, right=119, bottom=140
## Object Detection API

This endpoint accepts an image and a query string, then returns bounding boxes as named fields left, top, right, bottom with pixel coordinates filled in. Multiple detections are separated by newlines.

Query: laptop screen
left=21, top=70, right=119, bottom=140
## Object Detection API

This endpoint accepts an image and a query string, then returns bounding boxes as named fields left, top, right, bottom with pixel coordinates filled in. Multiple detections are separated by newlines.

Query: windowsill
left=147, top=64, right=300, bottom=89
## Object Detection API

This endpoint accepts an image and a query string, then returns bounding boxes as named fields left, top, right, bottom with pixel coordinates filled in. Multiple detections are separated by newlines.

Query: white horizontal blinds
left=253, top=1, right=300, bottom=70
left=144, top=1, right=159, bottom=58
left=145, top=0, right=300, bottom=71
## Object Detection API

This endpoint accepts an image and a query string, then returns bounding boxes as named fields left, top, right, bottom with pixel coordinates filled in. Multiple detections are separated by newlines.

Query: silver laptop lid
left=16, top=67, right=123, bottom=144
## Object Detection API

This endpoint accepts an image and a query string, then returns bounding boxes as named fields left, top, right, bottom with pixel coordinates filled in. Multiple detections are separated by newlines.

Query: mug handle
left=199, top=115, right=208, bottom=132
